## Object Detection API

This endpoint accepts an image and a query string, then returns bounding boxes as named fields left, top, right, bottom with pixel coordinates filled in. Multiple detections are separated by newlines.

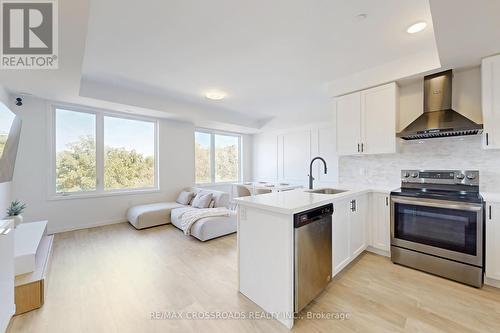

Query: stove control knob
left=456, top=173, right=465, bottom=180
left=403, top=172, right=410, bottom=178
left=466, top=173, right=476, bottom=180
left=411, top=172, right=418, bottom=178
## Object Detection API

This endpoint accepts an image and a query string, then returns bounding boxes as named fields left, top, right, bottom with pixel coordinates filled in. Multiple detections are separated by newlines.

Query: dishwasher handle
left=294, top=204, right=333, bottom=228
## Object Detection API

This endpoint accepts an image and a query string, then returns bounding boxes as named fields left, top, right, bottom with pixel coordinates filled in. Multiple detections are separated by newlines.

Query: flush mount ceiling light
left=205, top=90, right=227, bottom=100
left=407, top=21, right=427, bottom=34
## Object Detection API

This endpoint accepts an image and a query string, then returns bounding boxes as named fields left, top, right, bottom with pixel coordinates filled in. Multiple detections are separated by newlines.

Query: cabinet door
left=370, top=193, right=391, bottom=252
left=350, top=194, right=367, bottom=257
left=361, top=83, right=398, bottom=154
left=486, top=203, right=500, bottom=280
left=482, top=56, right=500, bottom=150
left=281, top=130, right=311, bottom=182
left=335, top=92, right=361, bottom=156
left=332, top=198, right=351, bottom=275
left=253, top=134, right=278, bottom=181
left=317, top=127, right=338, bottom=183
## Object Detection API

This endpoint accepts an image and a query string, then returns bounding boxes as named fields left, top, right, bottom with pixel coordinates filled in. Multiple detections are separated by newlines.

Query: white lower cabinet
left=0, top=220, right=15, bottom=333
left=369, top=192, right=391, bottom=252
left=332, top=194, right=368, bottom=276
left=332, top=198, right=351, bottom=274
left=485, top=202, right=500, bottom=281
left=350, top=194, right=368, bottom=257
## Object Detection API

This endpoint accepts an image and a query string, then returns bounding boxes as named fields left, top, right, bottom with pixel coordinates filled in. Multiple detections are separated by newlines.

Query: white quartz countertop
left=481, top=192, right=500, bottom=203
left=234, top=185, right=388, bottom=215
left=234, top=181, right=500, bottom=214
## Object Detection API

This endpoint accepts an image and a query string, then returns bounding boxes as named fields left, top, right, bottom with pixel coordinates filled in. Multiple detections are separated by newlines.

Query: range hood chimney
left=397, top=70, right=483, bottom=140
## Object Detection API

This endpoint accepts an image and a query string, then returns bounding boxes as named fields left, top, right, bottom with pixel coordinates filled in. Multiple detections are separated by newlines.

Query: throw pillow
left=176, top=191, right=194, bottom=205
left=191, top=192, right=213, bottom=209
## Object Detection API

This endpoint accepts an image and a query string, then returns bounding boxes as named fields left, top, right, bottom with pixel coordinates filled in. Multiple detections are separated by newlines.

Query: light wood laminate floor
left=8, top=222, right=500, bottom=333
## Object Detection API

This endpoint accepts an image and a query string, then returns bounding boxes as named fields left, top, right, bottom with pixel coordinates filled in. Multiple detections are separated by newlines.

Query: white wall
left=252, top=121, right=338, bottom=188
left=11, top=96, right=196, bottom=234
left=0, top=86, right=12, bottom=216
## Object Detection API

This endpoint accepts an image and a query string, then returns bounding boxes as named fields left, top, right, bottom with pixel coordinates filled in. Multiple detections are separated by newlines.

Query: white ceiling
left=1, top=0, right=499, bottom=132
left=81, top=0, right=438, bottom=128
left=429, top=0, right=500, bottom=69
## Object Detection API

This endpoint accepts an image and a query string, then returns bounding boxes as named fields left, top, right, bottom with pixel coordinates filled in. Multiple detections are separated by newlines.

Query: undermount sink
left=307, top=188, right=348, bottom=195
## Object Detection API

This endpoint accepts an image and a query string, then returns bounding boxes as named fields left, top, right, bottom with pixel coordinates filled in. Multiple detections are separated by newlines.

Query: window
left=195, top=132, right=211, bottom=183
left=53, top=107, right=157, bottom=196
left=215, top=134, right=239, bottom=182
left=55, top=109, right=96, bottom=193
left=195, top=130, right=241, bottom=184
left=104, top=116, right=155, bottom=190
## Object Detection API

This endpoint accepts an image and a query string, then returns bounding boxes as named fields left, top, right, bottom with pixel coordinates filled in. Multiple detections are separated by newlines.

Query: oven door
left=391, top=196, right=483, bottom=267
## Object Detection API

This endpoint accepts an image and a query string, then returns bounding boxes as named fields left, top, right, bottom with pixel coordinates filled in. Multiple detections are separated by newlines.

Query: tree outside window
left=195, top=130, right=240, bottom=184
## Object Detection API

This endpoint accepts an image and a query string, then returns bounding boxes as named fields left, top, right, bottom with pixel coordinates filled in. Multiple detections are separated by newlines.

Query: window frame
left=48, top=104, right=159, bottom=200
left=194, top=128, right=242, bottom=185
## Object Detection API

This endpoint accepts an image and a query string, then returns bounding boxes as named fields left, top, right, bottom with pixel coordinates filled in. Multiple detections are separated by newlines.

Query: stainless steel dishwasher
left=294, top=203, right=333, bottom=312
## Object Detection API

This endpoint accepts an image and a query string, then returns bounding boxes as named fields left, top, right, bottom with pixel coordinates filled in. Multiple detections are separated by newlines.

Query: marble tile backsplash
left=339, top=136, right=500, bottom=193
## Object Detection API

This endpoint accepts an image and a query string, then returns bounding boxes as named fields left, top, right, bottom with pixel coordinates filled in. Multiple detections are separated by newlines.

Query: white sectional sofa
left=126, top=187, right=236, bottom=241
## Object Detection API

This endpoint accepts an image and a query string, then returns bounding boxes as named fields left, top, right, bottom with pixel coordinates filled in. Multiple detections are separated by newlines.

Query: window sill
left=47, top=188, right=161, bottom=201
left=195, top=182, right=239, bottom=187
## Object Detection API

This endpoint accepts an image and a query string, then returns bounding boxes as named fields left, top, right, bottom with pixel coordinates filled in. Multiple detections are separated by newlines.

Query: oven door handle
left=391, top=196, right=483, bottom=212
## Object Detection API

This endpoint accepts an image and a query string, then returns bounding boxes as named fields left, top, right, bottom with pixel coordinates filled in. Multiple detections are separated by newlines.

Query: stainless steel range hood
left=397, top=70, right=483, bottom=140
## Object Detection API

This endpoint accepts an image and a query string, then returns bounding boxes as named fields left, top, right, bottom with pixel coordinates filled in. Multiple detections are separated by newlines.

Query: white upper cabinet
left=335, top=82, right=398, bottom=156
left=361, top=83, right=398, bottom=154
left=482, top=55, right=500, bottom=150
left=335, top=92, right=362, bottom=156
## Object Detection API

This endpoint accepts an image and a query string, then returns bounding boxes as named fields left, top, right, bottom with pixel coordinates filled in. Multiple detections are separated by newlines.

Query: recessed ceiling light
left=205, top=90, right=227, bottom=100
left=355, top=13, right=368, bottom=21
left=407, top=21, right=427, bottom=34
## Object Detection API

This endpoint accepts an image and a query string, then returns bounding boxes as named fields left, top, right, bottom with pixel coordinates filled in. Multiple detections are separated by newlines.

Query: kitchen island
left=234, top=187, right=376, bottom=329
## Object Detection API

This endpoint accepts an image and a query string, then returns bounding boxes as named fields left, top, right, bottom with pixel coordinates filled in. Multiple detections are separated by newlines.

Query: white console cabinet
left=0, top=220, right=15, bottom=333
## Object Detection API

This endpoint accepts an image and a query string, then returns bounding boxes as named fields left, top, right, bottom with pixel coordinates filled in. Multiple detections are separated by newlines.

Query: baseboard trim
left=485, top=277, right=500, bottom=289
left=366, top=246, right=390, bottom=257
left=47, top=218, right=127, bottom=234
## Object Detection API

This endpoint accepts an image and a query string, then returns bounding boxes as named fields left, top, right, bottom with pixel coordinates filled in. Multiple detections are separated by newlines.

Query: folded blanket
left=179, top=207, right=231, bottom=235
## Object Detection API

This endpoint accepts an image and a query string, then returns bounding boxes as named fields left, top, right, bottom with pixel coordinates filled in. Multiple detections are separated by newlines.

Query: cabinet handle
left=386, top=197, right=389, bottom=206
left=486, top=133, right=489, bottom=146
left=489, top=205, right=492, bottom=220
left=350, top=200, right=357, bottom=212
left=361, top=143, right=364, bottom=153
left=357, top=144, right=360, bottom=153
